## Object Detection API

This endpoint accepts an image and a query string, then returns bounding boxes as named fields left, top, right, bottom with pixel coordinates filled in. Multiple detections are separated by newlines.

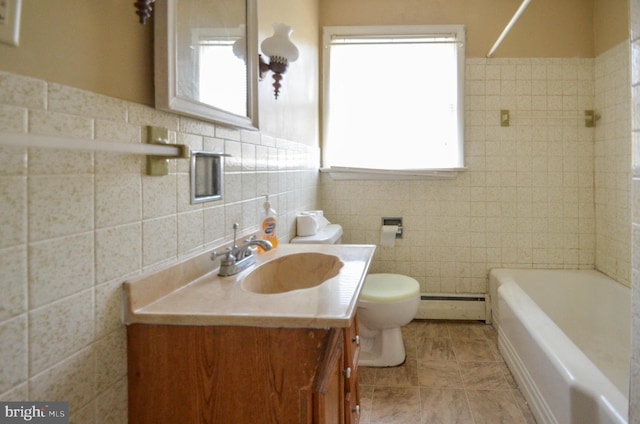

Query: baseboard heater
left=414, top=293, right=490, bottom=323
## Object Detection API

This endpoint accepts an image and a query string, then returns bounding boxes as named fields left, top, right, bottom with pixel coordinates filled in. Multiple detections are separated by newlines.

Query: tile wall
left=595, top=42, right=632, bottom=286
left=0, top=70, right=319, bottom=422
left=321, top=49, right=631, bottom=294
left=630, top=0, right=640, bottom=420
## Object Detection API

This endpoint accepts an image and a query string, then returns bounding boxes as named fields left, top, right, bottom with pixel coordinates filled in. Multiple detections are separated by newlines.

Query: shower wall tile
left=177, top=210, right=204, bottom=255
left=95, top=223, right=141, bottom=285
left=0, top=146, right=27, bottom=177
left=95, top=279, right=127, bottom=339
left=203, top=205, right=226, bottom=245
left=94, top=118, right=141, bottom=144
left=126, top=103, right=180, bottom=131
left=0, top=246, right=27, bottom=320
left=595, top=42, right=632, bottom=286
left=29, top=347, right=96, bottom=414
left=94, top=329, right=127, bottom=393
left=95, top=173, right=141, bottom=228
left=29, top=289, right=94, bottom=375
left=0, top=176, right=26, bottom=248
left=28, top=175, right=94, bottom=242
left=142, top=174, right=177, bottom=219
left=0, top=104, right=27, bottom=133
left=28, top=233, right=94, bottom=308
left=179, top=116, right=217, bottom=138
left=0, top=72, right=47, bottom=109
left=48, top=83, right=127, bottom=122
left=142, top=216, right=178, bottom=268
left=28, top=109, right=93, bottom=139
left=94, top=378, right=128, bottom=424
left=0, top=316, right=28, bottom=393
left=32, top=152, right=94, bottom=180
left=177, top=173, right=200, bottom=213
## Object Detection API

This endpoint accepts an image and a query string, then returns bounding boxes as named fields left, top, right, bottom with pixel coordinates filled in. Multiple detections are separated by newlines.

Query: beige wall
left=595, top=0, right=630, bottom=55
left=320, top=0, right=595, bottom=58
left=0, top=0, right=320, bottom=147
left=258, top=0, right=319, bottom=145
left=0, top=0, right=155, bottom=106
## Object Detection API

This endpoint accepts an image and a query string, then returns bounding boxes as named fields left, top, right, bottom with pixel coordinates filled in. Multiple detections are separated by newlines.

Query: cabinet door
left=344, top=315, right=361, bottom=424
left=313, top=329, right=345, bottom=424
left=344, top=313, right=361, bottom=372
left=345, top=388, right=360, bottom=424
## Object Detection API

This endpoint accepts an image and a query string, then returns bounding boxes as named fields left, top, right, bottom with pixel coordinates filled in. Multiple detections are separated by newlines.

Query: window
left=322, top=25, right=465, bottom=177
left=192, top=28, right=247, bottom=117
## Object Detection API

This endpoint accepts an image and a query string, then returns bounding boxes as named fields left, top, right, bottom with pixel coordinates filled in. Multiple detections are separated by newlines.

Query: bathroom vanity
left=123, top=244, right=375, bottom=424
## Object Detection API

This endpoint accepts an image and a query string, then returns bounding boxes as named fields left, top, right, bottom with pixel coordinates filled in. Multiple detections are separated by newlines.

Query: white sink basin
left=241, top=252, right=344, bottom=294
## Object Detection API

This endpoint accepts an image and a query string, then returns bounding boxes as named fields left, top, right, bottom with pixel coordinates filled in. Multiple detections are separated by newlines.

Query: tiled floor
left=357, top=320, right=537, bottom=424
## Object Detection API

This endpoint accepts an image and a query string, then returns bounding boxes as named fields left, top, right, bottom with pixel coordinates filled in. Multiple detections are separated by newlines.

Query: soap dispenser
left=260, top=194, right=278, bottom=249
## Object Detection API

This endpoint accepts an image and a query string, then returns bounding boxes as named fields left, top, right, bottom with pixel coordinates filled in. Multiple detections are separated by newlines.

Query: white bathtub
left=489, top=268, right=630, bottom=424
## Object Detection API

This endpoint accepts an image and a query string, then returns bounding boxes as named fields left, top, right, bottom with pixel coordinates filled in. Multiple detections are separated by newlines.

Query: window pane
left=198, top=45, right=247, bottom=116
left=324, top=29, right=463, bottom=171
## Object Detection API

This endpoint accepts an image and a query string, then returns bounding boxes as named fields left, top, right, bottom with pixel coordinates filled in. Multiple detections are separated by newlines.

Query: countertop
left=123, top=243, right=376, bottom=328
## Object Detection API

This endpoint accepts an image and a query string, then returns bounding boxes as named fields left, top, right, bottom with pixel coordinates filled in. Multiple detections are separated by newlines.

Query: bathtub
left=489, top=268, right=630, bottom=424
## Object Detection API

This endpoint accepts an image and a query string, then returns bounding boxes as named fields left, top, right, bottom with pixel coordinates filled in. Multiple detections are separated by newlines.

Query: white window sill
left=320, top=166, right=466, bottom=181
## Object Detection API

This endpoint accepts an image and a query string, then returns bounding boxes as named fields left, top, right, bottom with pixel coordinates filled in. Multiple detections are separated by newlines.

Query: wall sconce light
left=134, top=0, right=155, bottom=24
left=259, top=23, right=299, bottom=99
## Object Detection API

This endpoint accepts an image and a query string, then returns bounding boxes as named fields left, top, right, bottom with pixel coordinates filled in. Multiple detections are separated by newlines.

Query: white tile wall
left=595, top=42, right=632, bottom=286
left=322, top=53, right=630, bottom=294
left=630, top=0, right=640, bottom=421
left=0, top=70, right=319, bottom=423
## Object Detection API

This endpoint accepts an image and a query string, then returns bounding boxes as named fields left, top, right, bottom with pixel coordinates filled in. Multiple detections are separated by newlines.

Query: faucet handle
left=211, top=247, right=236, bottom=264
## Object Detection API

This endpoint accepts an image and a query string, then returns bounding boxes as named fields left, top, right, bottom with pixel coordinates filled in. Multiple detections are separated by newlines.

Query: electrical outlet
left=0, top=0, right=21, bottom=46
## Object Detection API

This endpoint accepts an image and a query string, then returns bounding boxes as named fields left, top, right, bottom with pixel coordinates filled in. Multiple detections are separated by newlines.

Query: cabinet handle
left=352, top=335, right=360, bottom=345
left=343, top=367, right=351, bottom=378
left=352, top=405, right=360, bottom=415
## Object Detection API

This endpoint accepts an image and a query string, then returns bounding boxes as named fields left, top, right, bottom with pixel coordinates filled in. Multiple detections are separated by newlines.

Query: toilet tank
left=290, top=224, right=343, bottom=244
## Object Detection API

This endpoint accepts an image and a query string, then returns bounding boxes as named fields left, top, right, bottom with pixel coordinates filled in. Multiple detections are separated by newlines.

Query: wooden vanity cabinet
left=344, top=314, right=361, bottom=424
left=313, top=313, right=361, bottom=424
left=127, top=316, right=361, bottom=424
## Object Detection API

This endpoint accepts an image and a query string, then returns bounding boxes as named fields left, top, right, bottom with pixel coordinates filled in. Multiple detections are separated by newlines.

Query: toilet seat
left=360, top=273, right=420, bottom=303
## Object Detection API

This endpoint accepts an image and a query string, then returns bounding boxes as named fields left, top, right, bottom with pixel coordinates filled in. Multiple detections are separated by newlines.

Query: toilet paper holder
left=382, top=217, right=403, bottom=239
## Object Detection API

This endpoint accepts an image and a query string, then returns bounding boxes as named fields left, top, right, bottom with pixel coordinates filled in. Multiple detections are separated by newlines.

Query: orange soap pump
left=260, top=194, right=278, bottom=249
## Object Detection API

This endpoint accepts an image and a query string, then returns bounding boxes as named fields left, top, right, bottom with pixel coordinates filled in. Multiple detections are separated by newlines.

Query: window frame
left=321, top=25, right=466, bottom=179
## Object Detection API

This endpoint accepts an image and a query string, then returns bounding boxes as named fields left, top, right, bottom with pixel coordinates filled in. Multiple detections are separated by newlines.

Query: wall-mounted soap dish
left=190, top=151, right=227, bottom=204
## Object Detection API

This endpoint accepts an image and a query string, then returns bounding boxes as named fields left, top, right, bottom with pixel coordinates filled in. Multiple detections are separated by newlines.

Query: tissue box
left=296, top=214, right=318, bottom=236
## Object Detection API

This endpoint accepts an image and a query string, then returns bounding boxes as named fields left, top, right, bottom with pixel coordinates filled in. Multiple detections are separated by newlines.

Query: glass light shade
left=260, top=23, right=299, bottom=63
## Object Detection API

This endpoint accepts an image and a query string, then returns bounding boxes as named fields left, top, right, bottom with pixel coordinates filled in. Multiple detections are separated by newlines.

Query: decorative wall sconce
left=134, top=0, right=155, bottom=24
left=259, top=23, right=299, bottom=99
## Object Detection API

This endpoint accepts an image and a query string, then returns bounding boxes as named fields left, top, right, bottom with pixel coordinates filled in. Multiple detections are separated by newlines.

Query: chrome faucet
left=211, top=223, right=273, bottom=276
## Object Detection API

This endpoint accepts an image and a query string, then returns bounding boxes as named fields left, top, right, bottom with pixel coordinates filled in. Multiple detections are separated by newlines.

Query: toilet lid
left=360, top=273, right=420, bottom=302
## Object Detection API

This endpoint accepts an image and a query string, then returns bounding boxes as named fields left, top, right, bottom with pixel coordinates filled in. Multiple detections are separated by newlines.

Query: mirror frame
left=154, top=0, right=259, bottom=130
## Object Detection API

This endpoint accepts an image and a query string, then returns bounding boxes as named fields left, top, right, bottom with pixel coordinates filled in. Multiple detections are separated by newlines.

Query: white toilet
left=357, top=273, right=419, bottom=366
left=291, top=223, right=421, bottom=367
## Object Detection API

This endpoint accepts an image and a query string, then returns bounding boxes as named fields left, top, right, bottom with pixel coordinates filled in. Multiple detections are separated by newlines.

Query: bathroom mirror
left=154, top=0, right=258, bottom=130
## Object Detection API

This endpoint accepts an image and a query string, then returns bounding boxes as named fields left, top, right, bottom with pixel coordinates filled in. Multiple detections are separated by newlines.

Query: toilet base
left=358, top=327, right=406, bottom=367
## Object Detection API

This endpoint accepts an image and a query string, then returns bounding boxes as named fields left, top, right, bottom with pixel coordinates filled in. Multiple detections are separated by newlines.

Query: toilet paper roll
left=380, top=225, right=398, bottom=247
left=297, top=215, right=318, bottom=236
